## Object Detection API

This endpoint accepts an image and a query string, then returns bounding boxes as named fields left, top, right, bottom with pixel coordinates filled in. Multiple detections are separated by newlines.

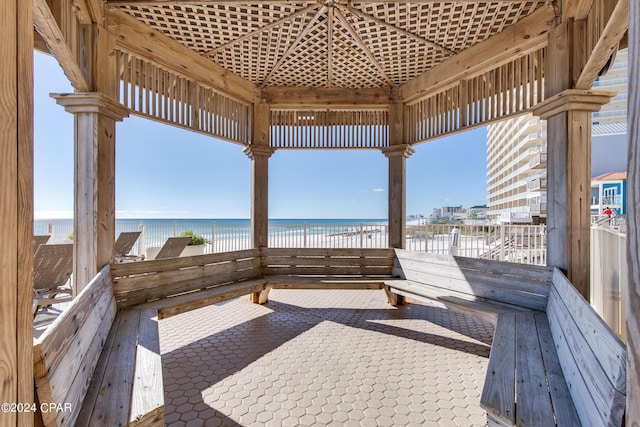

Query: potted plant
left=179, top=230, right=210, bottom=256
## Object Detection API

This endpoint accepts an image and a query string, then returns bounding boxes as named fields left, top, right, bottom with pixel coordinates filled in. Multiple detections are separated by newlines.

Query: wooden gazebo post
left=532, top=19, right=614, bottom=299
left=54, top=94, right=129, bottom=294
left=382, top=103, right=414, bottom=249
left=1, top=2, right=34, bottom=426
left=244, top=103, right=273, bottom=249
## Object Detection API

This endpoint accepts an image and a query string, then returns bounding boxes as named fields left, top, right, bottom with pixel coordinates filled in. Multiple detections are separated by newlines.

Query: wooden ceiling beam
left=33, top=0, right=91, bottom=92
left=105, top=7, right=256, bottom=102
left=575, top=0, right=628, bottom=89
left=261, top=87, right=391, bottom=107
left=397, top=4, right=555, bottom=103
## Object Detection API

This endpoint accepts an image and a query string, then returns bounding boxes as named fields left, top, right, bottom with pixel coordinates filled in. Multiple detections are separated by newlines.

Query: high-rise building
left=486, top=49, right=628, bottom=223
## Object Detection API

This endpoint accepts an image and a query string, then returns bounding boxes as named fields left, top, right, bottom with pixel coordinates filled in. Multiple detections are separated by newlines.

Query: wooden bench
left=111, top=249, right=267, bottom=318
left=385, top=250, right=626, bottom=426
left=385, top=250, right=552, bottom=321
left=481, top=269, right=627, bottom=426
left=262, top=248, right=394, bottom=294
left=34, top=266, right=164, bottom=427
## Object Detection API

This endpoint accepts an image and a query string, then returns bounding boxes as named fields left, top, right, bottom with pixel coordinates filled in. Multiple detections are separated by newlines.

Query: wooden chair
left=113, top=231, right=144, bottom=262
left=33, top=243, right=74, bottom=314
left=33, top=234, right=51, bottom=254
left=154, top=236, right=191, bottom=260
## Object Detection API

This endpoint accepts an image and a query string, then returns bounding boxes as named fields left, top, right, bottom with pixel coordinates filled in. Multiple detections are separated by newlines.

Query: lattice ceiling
left=112, top=1, right=546, bottom=89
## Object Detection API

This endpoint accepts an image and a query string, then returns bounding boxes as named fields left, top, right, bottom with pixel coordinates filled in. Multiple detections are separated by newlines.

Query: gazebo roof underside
left=109, top=1, right=546, bottom=90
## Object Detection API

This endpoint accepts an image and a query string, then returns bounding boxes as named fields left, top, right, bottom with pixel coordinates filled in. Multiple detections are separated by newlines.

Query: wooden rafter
left=33, top=0, right=90, bottom=92
left=334, top=8, right=395, bottom=87
left=327, top=6, right=334, bottom=87
left=397, top=4, right=554, bottom=102
left=261, top=5, right=326, bottom=88
left=339, top=4, right=456, bottom=56
left=204, top=5, right=317, bottom=55
left=575, top=0, right=628, bottom=89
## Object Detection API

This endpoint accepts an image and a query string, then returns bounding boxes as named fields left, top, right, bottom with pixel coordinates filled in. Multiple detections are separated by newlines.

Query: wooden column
left=533, top=90, right=613, bottom=298
left=0, top=0, right=34, bottom=425
left=244, top=103, right=273, bottom=249
left=53, top=93, right=129, bottom=293
left=382, top=104, right=413, bottom=249
left=627, top=0, right=640, bottom=423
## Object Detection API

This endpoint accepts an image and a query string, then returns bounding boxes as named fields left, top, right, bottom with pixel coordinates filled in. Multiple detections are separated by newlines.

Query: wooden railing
left=270, top=109, right=389, bottom=149
left=115, top=50, right=250, bottom=145
left=406, top=47, right=546, bottom=144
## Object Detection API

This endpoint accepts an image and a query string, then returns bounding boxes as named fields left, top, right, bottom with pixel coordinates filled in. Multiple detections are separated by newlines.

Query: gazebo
left=1, top=0, right=638, bottom=425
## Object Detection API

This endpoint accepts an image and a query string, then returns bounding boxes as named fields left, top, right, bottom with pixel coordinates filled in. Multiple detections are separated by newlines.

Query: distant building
left=440, top=206, right=463, bottom=219
left=486, top=49, right=628, bottom=224
left=591, top=171, right=627, bottom=216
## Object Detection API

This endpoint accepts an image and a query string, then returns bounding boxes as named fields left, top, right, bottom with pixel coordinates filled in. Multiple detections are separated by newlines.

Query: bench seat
left=267, top=274, right=389, bottom=290
left=76, top=308, right=164, bottom=426
left=481, top=312, right=579, bottom=426
left=384, top=279, right=531, bottom=322
left=34, top=267, right=164, bottom=427
left=138, top=278, right=270, bottom=319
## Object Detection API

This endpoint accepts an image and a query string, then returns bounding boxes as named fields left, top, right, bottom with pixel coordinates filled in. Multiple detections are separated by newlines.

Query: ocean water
left=34, top=218, right=390, bottom=252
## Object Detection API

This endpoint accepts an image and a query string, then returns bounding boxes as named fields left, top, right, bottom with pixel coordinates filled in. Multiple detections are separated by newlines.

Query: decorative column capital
left=243, top=145, right=275, bottom=160
left=52, top=93, right=130, bottom=122
left=381, top=144, right=415, bottom=159
left=532, top=89, right=616, bottom=119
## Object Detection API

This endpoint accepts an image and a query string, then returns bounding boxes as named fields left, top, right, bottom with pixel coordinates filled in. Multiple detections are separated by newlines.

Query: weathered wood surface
left=112, top=250, right=262, bottom=307
left=77, top=310, right=140, bottom=426
left=393, top=250, right=551, bottom=311
left=112, top=248, right=261, bottom=276
left=145, top=278, right=269, bottom=319
left=129, top=309, right=164, bottom=426
left=262, top=248, right=394, bottom=277
left=514, top=313, right=555, bottom=425
left=481, top=312, right=579, bottom=427
left=2, top=3, right=34, bottom=422
left=627, top=1, right=640, bottom=423
left=33, top=266, right=116, bottom=427
left=269, top=277, right=387, bottom=290
left=533, top=312, right=581, bottom=427
left=547, top=269, right=626, bottom=427
left=481, top=314, right=516, bottom=425
left=385, top=279, right=525, bottom=320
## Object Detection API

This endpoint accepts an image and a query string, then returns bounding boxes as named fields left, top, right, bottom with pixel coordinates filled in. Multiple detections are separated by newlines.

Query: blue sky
left=34, top=51, right=488, bottom=220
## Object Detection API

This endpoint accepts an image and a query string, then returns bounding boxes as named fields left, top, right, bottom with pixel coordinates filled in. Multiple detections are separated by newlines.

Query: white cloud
left=373, top=188, right=385, bottom=192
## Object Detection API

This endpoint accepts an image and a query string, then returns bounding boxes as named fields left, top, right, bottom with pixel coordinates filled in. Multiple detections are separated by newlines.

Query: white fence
left=406, top=223, right=547, bottom=265
left=34, top=220, right=547, bottom=265
left=591, top=226, right=627, bottom=342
